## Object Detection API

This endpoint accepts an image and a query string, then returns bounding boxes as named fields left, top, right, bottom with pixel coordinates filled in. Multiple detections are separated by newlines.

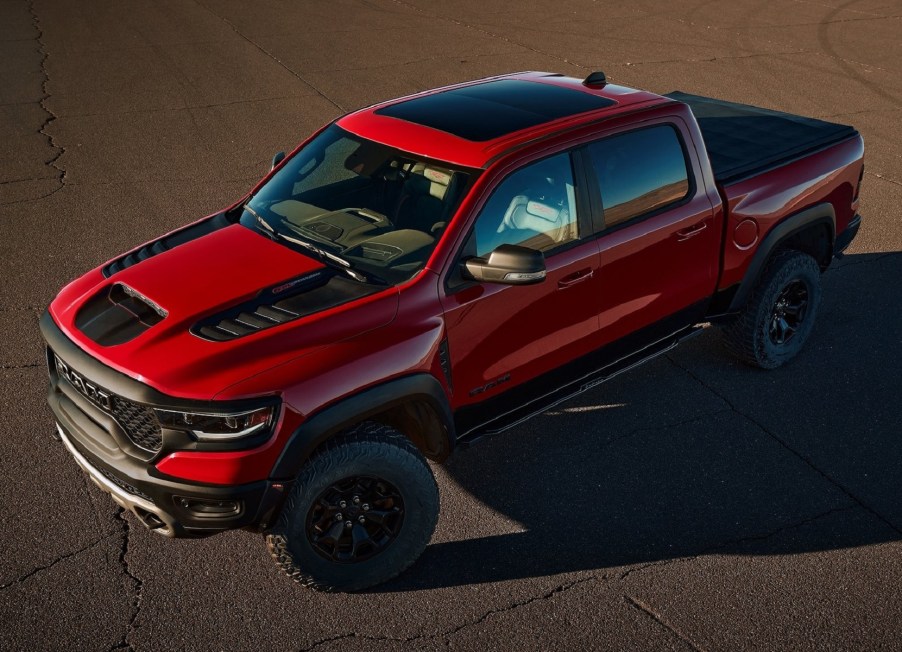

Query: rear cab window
left=587, top=125, right=691, bottom=229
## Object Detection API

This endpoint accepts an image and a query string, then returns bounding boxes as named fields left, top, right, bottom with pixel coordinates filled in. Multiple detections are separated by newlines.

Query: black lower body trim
left=834, top=213, right=861, bottom=257
left=454, top=302, right=706, bottom=443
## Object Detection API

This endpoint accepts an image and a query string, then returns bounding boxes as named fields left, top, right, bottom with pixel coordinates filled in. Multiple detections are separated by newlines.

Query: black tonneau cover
left=666, top=92, right=857, bottom=185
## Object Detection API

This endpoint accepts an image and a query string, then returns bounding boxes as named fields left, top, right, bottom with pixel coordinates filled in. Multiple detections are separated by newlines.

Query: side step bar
left=457, top=326, right=703, bottom=447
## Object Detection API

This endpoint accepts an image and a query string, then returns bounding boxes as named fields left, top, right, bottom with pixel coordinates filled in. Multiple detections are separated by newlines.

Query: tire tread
left=265, top=421, right=438, bottom=592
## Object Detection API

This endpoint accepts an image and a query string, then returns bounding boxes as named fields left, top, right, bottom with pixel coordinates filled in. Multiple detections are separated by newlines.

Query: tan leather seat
left=395, top=164, right=455, bottom=233
left=496, top=195, right=571, bottom=247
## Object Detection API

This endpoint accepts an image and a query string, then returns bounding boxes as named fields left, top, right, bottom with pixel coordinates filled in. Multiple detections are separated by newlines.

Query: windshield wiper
left=244, top=203, right=384, bottom=284
left=243, top=203, right=275, bottom=238
left=277, top=232, right=373, bottom=283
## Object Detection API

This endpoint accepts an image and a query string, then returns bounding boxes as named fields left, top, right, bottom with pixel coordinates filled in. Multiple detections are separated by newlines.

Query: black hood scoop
left=75, top=284, right=168, bottom=346
left=192, top=269, right=378, bottom=342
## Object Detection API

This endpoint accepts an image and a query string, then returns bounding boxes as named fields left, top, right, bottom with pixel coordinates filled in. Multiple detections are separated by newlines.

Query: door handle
left=676, top=222, right=707, bottom=241
left=558, top=268, right=594, bottom=288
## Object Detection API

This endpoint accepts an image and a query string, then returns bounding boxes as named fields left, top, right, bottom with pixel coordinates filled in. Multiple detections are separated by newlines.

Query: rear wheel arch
left=728, top=203, right=835, bottom=314
left=270, top=374, right=455, bottom=479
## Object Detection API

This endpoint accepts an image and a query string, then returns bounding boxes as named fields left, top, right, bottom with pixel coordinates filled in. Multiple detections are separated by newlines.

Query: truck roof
left=336, top=71, right=667, bottom=169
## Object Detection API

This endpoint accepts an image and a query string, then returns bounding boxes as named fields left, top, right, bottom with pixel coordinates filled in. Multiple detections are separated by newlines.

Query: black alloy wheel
left=768, top=279, right=810, bottom=345
left=722, top=249, right=823, bottom=369
left=265, top=421, right=439, bottom=592
left=306, top=475, right=405, bottom=563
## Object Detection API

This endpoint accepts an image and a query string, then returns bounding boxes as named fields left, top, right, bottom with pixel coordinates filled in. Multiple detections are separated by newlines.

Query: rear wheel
left=265, top=422, right=439, bottom=592
left=722, top=249, right=822, bottom=369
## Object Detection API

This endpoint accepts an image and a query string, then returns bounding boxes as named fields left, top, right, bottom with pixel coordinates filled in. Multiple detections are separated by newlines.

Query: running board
left=457, top=326, right=703, bottom=448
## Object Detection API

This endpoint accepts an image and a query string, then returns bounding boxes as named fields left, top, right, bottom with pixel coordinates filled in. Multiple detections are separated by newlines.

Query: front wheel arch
left=270, top=374, right=455, bottom=480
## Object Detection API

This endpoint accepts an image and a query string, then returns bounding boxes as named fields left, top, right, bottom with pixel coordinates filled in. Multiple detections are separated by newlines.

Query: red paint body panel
left=441, top=240, right=602, bottom=410
left=43, top=72, right=864, bottom=496
left=718, top=136, right=864, bottom=291
left=49, top=224, right=399, bottom=400
left=154, top=407, right=304, bottom=485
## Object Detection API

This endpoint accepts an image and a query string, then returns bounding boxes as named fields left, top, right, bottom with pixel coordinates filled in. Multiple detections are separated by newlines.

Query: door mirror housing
left=462, top=244, right=546, bottom=285
left=271, top=151, right=286, bottom=171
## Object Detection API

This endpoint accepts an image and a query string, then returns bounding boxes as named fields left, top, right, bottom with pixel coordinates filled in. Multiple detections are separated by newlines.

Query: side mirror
left=462, top=244, right=546, bottom=285
left=271, top=151, right=286, bottom=171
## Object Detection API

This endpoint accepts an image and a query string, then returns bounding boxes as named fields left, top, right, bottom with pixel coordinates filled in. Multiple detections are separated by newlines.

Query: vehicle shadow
left=382, top=251, right=902, bottom=591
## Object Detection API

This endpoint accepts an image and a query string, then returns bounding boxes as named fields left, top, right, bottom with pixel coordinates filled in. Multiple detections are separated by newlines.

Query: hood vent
left=75, top=284, right=167, bottom=346
left=103, top=213, right=231, bottom=277
left=192, top=270, right=378, bottom=342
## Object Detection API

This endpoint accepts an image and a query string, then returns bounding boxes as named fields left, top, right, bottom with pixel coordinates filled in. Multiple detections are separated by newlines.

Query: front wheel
left=265, top=422, right=439, bottom=592
left=722, top=249, right=823, bottom=369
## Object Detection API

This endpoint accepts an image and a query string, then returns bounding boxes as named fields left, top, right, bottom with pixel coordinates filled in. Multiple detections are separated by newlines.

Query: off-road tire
left=722, top=249, right=822, bottom=369
left=265, top=421, right=439, bottom=592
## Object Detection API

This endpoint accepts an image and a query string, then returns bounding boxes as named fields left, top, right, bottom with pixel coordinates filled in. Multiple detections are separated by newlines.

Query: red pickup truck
left=41, top=71, right=863, bottom=591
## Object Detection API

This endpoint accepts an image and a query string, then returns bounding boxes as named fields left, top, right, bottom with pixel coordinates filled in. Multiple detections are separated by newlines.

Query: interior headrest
left=525, top=201, right=559, bottom=222
left=423, top=167, right=451, bottom=186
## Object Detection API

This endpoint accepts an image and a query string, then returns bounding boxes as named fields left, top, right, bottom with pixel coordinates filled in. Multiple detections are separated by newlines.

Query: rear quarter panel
left=718, top=135, right=864, bottom=290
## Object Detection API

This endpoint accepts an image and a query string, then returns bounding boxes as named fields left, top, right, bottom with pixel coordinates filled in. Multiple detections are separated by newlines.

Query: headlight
left=154, top=405, right=274, bottom=441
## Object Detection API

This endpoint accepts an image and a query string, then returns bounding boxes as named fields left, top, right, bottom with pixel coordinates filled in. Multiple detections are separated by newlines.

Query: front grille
left=53, top=351, right=163, bottom=453
left=110, top=397, right=163, bottom=452
left=97, top=467, right=152, bottom=501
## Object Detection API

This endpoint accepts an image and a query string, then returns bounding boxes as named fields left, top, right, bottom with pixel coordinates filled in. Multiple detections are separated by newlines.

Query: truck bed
left=666, top=92, right=858, bottom=185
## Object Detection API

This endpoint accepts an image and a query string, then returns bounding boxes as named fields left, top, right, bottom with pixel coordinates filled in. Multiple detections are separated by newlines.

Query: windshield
left=240, top=125, right=474, bottom=285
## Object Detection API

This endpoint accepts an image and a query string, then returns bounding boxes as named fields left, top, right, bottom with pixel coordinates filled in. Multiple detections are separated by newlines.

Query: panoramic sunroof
left=374, top=79, right=616, bottom=142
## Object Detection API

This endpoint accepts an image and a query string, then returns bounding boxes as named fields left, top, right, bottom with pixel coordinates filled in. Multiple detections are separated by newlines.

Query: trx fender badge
left=469, top=373, right=511, bottom=397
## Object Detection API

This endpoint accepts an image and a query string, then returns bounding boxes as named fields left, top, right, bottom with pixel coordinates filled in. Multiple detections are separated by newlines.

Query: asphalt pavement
left=1, top=0, right=901, bottom=650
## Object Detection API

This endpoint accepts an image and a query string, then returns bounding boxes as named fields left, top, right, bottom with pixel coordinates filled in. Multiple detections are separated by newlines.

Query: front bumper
left=42, top=311, right=289, bottom=537
left=57, top=423, right=172, bottom=534
left=54, top=418, right=286, bottom=537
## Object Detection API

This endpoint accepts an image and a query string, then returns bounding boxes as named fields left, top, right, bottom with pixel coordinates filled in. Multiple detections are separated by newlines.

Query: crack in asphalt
left=626, top=594, right=707, bottom=651
left=191, top=0, right=346, bottom=113
left=665, top=355, right=902, bottom=536
left=868, top=171, right=902, bottom=188
left=111, top=509, right=144, bottom=652
left=0, top=362, right=41, bottom=370
left=297, top=574, right=605, bottom=650
left=0, top=534, right=115, bottom=590
left=5, top=0, right=68, bottom=208
left=700, top=505, right=859, bottom=555
left=0, top=175, right=59, bottom=185
left=619, top=558, right=691, bottom=582
left=618, top=504, right=858, bottom=583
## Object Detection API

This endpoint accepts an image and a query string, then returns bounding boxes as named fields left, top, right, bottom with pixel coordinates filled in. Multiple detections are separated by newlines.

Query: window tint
left=588, top=125, right=690, bottom=228
left=472, top=153, right=579, bottom=257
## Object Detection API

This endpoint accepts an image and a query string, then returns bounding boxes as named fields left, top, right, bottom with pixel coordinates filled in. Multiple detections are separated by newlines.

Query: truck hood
left=50, top=223, right=399, bottom=400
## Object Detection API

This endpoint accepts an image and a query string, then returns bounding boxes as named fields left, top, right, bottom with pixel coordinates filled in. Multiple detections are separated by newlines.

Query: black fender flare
left=270, top=374, right=455, bottom=479
left=727, top=203, right=835, bottom=313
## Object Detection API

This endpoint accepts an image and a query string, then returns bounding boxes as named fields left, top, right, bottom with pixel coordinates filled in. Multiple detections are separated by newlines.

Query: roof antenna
left=583, top=71, right=607, bottom=87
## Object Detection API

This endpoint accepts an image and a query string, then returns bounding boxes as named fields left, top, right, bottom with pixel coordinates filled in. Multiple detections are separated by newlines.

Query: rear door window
left=587, top=125, right=691, bottom=228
